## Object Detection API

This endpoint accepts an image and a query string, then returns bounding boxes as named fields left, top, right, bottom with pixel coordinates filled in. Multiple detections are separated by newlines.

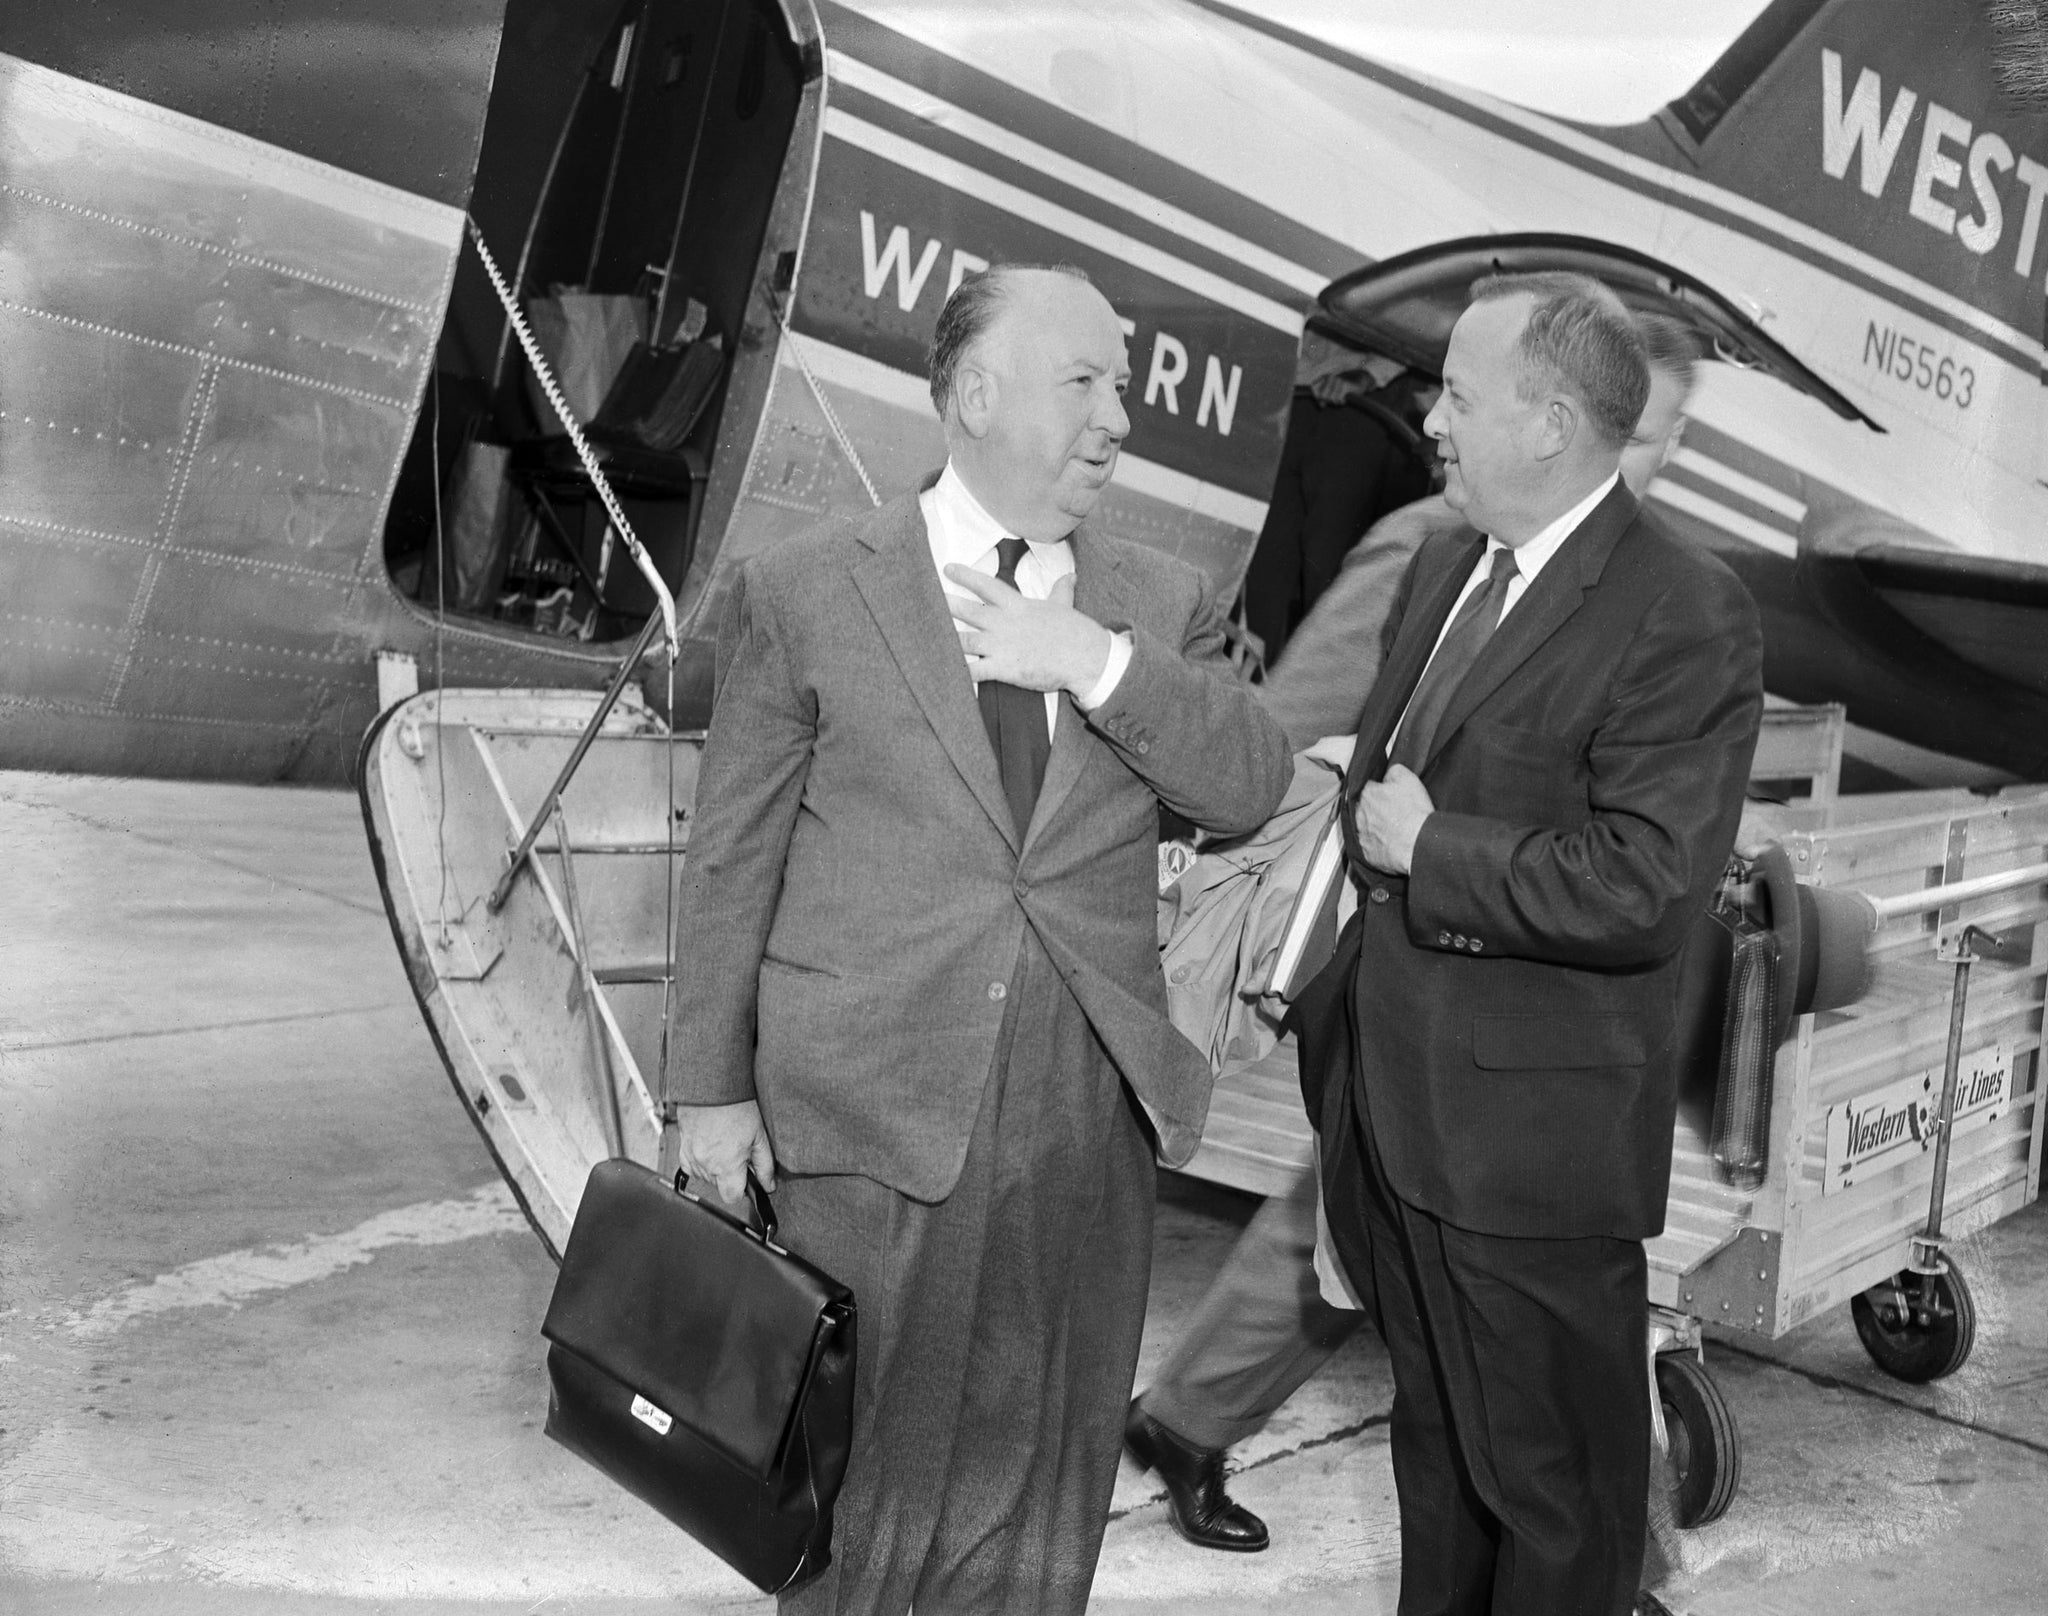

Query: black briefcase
left=541, top=1157, right=857, bottom=1594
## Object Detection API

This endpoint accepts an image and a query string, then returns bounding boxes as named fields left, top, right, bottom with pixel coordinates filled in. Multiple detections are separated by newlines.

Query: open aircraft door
left=382, top=0, right=828, bottom=713
left=0, top=0, right=827, bottom=782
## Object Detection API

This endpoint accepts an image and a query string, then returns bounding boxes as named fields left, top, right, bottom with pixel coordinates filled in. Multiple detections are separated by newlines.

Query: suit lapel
left=1023, top=524, right=1126, bottom=851
left=1418, top=481, right=1638, bottom=773
left=850, top=494, right=1020, bottom=853
left=1345, top=531, right=1488, bottom=796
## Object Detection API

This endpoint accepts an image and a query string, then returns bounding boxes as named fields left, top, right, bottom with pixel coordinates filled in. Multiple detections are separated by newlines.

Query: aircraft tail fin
left=1637, top=0, right=2048, bottom=345
left=1656, top=0, right=1832, bottom=150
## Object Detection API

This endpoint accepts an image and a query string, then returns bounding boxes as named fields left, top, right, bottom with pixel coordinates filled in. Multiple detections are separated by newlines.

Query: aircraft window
left=381, top=0, right=804, bottom=646
left=1316, top=234, right=1881, bottom=433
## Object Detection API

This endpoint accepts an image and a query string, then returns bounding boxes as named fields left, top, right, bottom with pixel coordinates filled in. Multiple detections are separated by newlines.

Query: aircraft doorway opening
left=1238, top=326, right=1442, bottom=672
left=381, top=0, right=803, bottom=646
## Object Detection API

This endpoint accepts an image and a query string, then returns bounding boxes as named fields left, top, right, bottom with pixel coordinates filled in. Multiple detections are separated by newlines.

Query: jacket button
left=1453, top=934, right=1467, bottom=949
left=1469, top=938, right=1483, bottom=952
left=1136, top=741, right=1151, bottom=755
left=1369, top=886, right=1390, bottom=904
left=1171, top=965, right=1191, bottom=983
left=987, top=981, right=1007, bottom=1002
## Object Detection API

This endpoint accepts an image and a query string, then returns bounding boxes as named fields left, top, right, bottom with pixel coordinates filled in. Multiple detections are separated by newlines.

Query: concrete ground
left=2, top=769, right=2044, bottom=1615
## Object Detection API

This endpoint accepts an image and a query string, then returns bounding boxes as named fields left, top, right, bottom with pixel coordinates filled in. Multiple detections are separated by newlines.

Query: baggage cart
left=1179, top=707, right=2047, bottom=1526
left=1643, top=785, right=2048, bottom=1522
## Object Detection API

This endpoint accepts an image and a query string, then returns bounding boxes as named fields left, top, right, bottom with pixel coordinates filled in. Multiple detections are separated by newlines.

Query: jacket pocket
left=1471, top=1013, right=1647, bottom=1070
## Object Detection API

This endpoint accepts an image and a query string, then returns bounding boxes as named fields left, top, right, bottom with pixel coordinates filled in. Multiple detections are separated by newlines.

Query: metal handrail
left=487, top=610, right=666, bottom=913
left=1865, top=860, right=2048, bottom=922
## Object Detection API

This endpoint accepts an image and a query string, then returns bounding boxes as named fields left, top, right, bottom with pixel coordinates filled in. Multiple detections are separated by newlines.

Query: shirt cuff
left=1074, top=631, right=1133, bottom=711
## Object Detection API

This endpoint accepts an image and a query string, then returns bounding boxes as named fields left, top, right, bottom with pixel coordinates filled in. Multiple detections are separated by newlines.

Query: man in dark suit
left=1293, top=273, right=1761, bottom=1616
left=1126, top=314, right=1711, bottom=1557
left=667, top=263, right=1291, bottom=1615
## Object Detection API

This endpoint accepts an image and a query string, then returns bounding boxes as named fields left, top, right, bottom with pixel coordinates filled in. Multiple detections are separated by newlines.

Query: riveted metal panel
left=0, top=0, right=503, bottom=209
left=0, top=50, right=463, bottom=755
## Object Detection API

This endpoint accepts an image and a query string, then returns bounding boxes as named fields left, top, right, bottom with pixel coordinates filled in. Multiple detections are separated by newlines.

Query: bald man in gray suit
left=667, top=265, right=1291, bottom=1615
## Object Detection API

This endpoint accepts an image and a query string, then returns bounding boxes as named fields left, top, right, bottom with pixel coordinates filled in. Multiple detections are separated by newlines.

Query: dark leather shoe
left=1123, top=1400, right=1270, bottom=1552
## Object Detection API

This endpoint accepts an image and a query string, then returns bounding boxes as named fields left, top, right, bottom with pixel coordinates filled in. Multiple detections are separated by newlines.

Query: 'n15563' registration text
left=1864, top=322, right=1975, bottom=407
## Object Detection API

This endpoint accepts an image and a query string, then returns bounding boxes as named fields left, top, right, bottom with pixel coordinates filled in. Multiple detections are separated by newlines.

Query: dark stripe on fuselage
left=829, top=81, right=1315, bottom=318
left=1180, top=0, right=2041, bottom=378
left=1680, top=420, right=1811, bottom=501
left=818, top=0, right=1361, bottom=285
left=1659, top=461, right=1802, bottom=538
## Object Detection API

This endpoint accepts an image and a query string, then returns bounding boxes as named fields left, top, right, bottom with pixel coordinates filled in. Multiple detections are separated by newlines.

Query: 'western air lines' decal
left=791, top=129, right=1297, bottom=503
left=1821, top=1042, right=2011, bottom=1195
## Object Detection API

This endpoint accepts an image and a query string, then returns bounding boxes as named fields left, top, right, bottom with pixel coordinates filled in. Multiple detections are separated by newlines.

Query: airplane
left=2, top=0, right=2046, bottom=792
left=15, top=0, right=2044, bottom=1535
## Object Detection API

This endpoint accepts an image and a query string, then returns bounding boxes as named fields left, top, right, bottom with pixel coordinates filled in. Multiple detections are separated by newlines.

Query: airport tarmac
left=3, top=769, right=2045, bottom=1615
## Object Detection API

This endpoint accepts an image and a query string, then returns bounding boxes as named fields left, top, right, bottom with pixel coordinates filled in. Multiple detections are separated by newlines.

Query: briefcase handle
left=674, top=1168, right=780, bottom=1246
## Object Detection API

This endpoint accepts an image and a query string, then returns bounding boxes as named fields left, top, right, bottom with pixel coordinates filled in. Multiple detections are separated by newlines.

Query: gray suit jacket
left=1258, top=494, right=1471, bottom=749
left=668, top=491, right=1293, bottom=1201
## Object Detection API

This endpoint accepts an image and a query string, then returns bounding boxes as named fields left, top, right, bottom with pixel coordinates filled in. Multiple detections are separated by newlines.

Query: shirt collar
left=929, top=462, right=1072, bottom=571
left=1490, top=470, right=1619, bottom=582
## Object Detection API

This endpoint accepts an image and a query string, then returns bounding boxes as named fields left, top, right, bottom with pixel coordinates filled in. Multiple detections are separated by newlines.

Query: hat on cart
left=1754, top=842, right=1880, bottom=1045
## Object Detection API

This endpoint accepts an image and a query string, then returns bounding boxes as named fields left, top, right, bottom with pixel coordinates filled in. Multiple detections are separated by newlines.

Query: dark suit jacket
left=668, top=490, right=1292, bottom=1202
left=1295, top=482, right=1763, bottom=1241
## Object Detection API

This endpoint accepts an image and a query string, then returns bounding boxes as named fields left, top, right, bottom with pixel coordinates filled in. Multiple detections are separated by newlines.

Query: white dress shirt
left=1385, top=471, right=1619, bottom=757
left=921, top=462, right=1133, bottom=738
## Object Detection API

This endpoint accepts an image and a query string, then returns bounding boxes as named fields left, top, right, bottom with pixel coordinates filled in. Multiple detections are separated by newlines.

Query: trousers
left=774, top=932, right=1155, bottom=1616
left=1322, top=1073, right=1649, bottom=1616
left=1137, top=1161, right=1365, bottom=1451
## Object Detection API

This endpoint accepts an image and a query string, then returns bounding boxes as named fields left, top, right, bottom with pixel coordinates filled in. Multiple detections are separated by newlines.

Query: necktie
left=1388, top=546, right=1522, bottom=774
left=977, top=537, right=1053, bottom=837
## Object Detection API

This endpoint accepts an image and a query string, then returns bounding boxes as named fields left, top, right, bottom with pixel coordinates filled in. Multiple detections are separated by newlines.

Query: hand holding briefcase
left=541, top=1158, right=857, bottom=1594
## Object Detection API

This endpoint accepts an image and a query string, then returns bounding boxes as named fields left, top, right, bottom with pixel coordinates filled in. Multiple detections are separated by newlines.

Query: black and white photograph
left=3, top=3, right=2046, bottom=1613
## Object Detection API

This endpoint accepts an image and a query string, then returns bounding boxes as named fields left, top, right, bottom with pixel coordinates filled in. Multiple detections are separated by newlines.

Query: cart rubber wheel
left=1657, top=1352, right=1740, bottom=1527
left=1850, top=1260, right=1976, bottom=1383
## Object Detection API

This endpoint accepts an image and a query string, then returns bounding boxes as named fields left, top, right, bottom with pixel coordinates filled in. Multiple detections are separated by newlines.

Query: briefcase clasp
left=675, top=1168, right=787, bottom=1254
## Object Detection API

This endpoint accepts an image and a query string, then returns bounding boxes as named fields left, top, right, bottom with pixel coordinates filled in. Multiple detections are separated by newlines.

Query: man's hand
left=675, top=1099, right=776, bottom=1205
left=1734, top=799, right=1796, bottom=860
left=1356, top=763, right=1434, bottom=874
left=1307, top=369, right=1368, bottom=408
left=944, top=566, right=1111, bottom=697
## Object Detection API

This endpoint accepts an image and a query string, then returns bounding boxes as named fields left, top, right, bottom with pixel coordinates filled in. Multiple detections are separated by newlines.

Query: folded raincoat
left=1157, top=742, right=1352, bottom=1075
